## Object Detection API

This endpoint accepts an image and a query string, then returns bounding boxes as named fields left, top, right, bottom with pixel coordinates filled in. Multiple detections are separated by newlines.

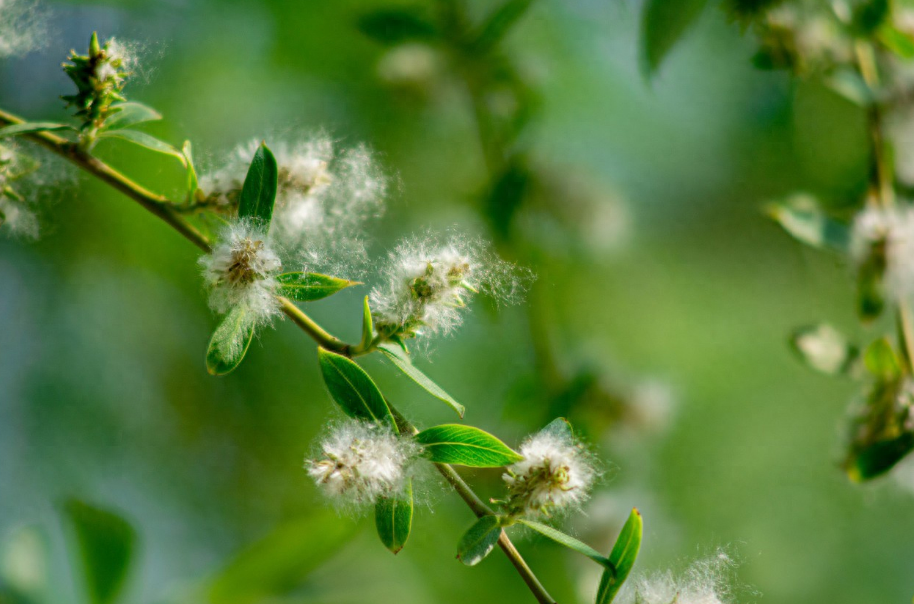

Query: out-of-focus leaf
left=864, top=337, right=901, bottom=380
left=852, top=0, right=889, bottom=35
left=97, top=129, right=187, bottom=166
left=790, top=324, right=859, bottom=375
left=357, top=8, right=438, bottom=45
left=206, top=306, right=256, bottom=376
left=0, top=122, right=75, bottom=138
left=208, top=511, right=358, bottom=604
left=542, top=416, right=574, bottom=440
left=472, top=0, right=535, bottom=54
left=456, top=515, right=502, bottom=566
left=517, top=520, right=609, bottom=567
left=483, top=156, right=531, bottom=242
left=0, top=526, right=49, bottom=602
left=276, top=272, right=358, bottom=302
left=846, top=433, right=914, bottom=481
left=62, top=499, right=136, bottom=604
left=857, top=243, right=886, bottom=321
left=595, top=509, right=642, bottom=604
left=375, top=480, right=413, bottom=554
left=360, top=296, right=373, bottom=351
left=640, top=0, right=708, bottom=76
left=879, top=24, right=914, bottom=58
left=766, top=195, right=850, bottom=253
left=378, top=343, right=465, bottom=417
left=317, top=348, right=397, bottom=432
left=825, top=69, right=874, bottom=106
left=238, top=142, right=278, bottom=228
left=99, top=102, right=162, bottom=132
left=722, top=0, right=783, bottom=23
left=415, top=424, right=521, bottom=466
left=183, top=140, right=199, bottom=197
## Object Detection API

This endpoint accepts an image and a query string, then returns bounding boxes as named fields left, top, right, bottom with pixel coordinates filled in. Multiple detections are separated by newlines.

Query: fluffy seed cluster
left=199, top=220, right=282, bottom=323
left=503, top=423, right=597, bottom=518
left=200, top=135, right=387, bottom=275
left=0, top=0, right=47, bottom=58
left=614, top=551, right=740, bottom=604
left=0, top=144, right=39, bottom=239
left=306, top=420, right=417, bottom=507
left=370, top=233, right=528, bottom=340
left=851, top=205, right=914, bottom=300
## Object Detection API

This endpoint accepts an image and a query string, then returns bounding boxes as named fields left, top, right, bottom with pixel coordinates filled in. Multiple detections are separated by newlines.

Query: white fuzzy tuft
left=0, top=144, right=40, bottom=239
left=0, top=0, right=48, bottom=58
left=198, top=219, right=282, bottom=323
left=852, top=205, right=914, bottom=300
left=306, top=420, right=418, bottom=507
left=614, top=551, right=741, bottom=604
left=503, top=422, right=597, bottom=518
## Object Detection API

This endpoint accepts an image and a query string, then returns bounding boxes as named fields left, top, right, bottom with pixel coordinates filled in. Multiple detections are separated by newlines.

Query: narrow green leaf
left=864, top=337, right=901, bottom=380
left=208, top=511, right=358, bottom=604
left=238, top=142, right=278, bottom=228
left=595, top=509, right=643, bottom=604
left=99, top=102, right=162, bottom=132
left=276, top=272, right=358, bottom=302
left=0, top=122, right=75, bottom=138
left=183, top=140, right=199, bottom=197
left=766, top=196, right=850, bottom=253
left=790, top=324, right=859, bottom=376
left=206, top=306, right=256, bottom=376
left=472, top=0, right=535, bottom=54
left=62, top=499, right=136, bottom=604
left=357, top=8, right=438, bottom=45
left=378, top=343, right=465, bottom=417
left=317, top=348, right=397, bottom=432
left=456, top=515, right=502, bottom=566
left=847, top=433, right=914, bottom=481
left=415, top=424, right=521, bottom=467
left=360, top=296, right=374, bottom=350
left=375, top=480, right=413, bottom=554
left=517, top=520, right=609, bottom=568
left=640, top=0, right=708, bottom=76
left=97, top=129, right=187, bottom=167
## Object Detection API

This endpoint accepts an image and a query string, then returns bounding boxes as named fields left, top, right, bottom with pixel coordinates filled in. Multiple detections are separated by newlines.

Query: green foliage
left=595, top=509, right=643, bottom=604
left=879, top=24, right=914, bottom=58
left=640, top=0, right=708, bottom=76
left=790, top=324, right=859, bottom=376
left=375, top=480, right=414, bottom=554
left=378, top=343, right=465, bottom=417
left=98, top=103, right=162, bottom=132
left=415, top=424, right=521, bottom=467
left=360, top=296, right=374, bottom=351
left=358, top=7, right=438, bottom=46
left=851, top=0, right=890, bottom=36
left=97, top=130, right=187, bottom=166
left=864, top=337, right=902, bottom=380
left=847, top=432, right=914, bottom=481
left=857, top=243, right=887, bottom=321
left=0, top=123, right=76, bottom=138
left=456, top=515, right=502, bottom=566
left=62, top=499, right=136, bottom=604
left=766, top=196, right=850, bottom=253
left=517, top=520, right=609, bottom=567
left=183, top=140, right=200, bottom=200
left=206, top=306, right=256, bottom=376
left=472, top=0, right=536, bottom=54
left=276, top=272, right=358, bottom=302
left=317, top=348, right=397, bottom=432
left=238, top=143, right=278, bottom=228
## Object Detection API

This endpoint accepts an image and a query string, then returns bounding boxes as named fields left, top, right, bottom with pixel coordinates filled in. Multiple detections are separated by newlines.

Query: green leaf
left=825, top=69, right=874, bottom=107
left=517, top=520, right=609, bottom=568
left=378, top=343, right=465, bottom=417
left=357, top=8, right=438, bottom=46
left=595, top=509, right=643, bottom=604
left=99, top=102, right=162, bottom=132
left=846, top=433, right=914, bottom=481
left=360, top=296, right=374, bottom=350
left=375, top=480, right=413, bottom=554
left=183, top=140, right=199, bottom=198
left=97, top=129, right=187, bottom=167
left=857, top=246, right=886, bottom=321
left=206, top=306, right=256, bottom=376
left=864, top=337, right=902, bottom=380
left=640, top=0, right=708, bottom=76
left=208, top=511, right=358, bottom=604
left=276, top=272, right=358, bottom=302
left=317, top=348, right=397, bottom=432
left=62, top=499, right=136, bottom=604
left=238, top=142, right=278, bottom=228
left=415, top=424, right=521, bottom=467
left=0, top=122, right=75, bottom=138
left=472, top=0, right=535, bottom=54
left=879, top=25, right=914, bottom=58
left=766, top=196, right=850, bottom=253
left=852, top=0, right=889, bottom=35
left=456, top=515, right=502, bottom=566
left=790, top=324, right=859, bottom=376
left=0, top=525, right=49, bottom=601
left=542, top=416, right=574, bottom=440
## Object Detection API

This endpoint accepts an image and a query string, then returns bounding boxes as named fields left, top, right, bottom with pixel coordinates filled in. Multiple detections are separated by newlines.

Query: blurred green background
left=1, top=1, right=913, bottom=603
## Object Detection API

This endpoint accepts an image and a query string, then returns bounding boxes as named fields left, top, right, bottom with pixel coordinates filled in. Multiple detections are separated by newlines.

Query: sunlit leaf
left=317, top=348, right=397, bottom=432
left=206, top=306, right=256, bottom=376
left=517, top=520, right=609, bottom=567
left=416, top=424, right=521, bottom=467
left=595, top=509, right=642, bottom=604
left=276, top=272, right=358, bottom=302
left=99, top=102, right=162, bottom=132
left=97, top=129, right=187, bottom=167
left=238, top=142, right=278, bottom=228
left=864, top=337, right=901, bottom=380
left=360, top=296, right=374, bottom=351
left=378, top=343, right=465, bottom=417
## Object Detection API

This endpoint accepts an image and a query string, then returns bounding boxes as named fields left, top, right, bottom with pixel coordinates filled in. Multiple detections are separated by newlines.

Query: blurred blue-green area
left=1, top=1, right=912, bottom=603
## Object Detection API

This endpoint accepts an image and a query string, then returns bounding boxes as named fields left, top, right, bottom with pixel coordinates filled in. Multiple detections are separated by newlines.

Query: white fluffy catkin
left=0, top=0, right=48, bottom=58
left=614, top=551, right=741, bottom=604
left=852, top=205, right=914, bottom=300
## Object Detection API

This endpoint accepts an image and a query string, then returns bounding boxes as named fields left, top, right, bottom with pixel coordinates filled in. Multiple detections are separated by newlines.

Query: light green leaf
left=378, top=343, right=465, bottom=417
left=864, top=337, right=901, bottom=380
left=790, top=324, right=859, bottom=376
left=456, top=515, right=502, bottom=566
left=375, top=480, right=413, bottom=554
left=415, top=424, right=520, bottom=467
left=206, top=306, right=256, bottom=376
left=0, top=525, right=49, bottom=601
left=183, top=140, right=199, bottom=198
left=276, top=272, right=358, bottom=302
left=97, top=129, right=187, bottom=167
left=596, top=509, right=643, bottom=604
left=238, top=142, right=278, bottom=228
left=879, top=25, right=914, bottom=58
left=62, top=499, right=136, bottom=604
left=360, top=296, right=374, bottom=350
left=766, top=195, right=850, bottom=253
left=208, top=511, right=358, bottom=604
left=99, top=102, right=162, bottom=132
left=517, top=520, right=609, bottom=568
left=0, top=122, right=75, bottom=138
left=640, top=0, right=708, bottom=76
left=317, top=348, right=397, bottom=432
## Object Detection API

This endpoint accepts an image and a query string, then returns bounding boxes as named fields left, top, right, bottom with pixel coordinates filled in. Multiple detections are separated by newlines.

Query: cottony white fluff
left=306, top=420, right=417, bottom=507
left=614, top=551, right=740, bottom=604
left=0, top=0, right=47, bottom=58
left=503, top=422, right=597, bottom=518
left=370, top=233, right=528, bottom=339
left=199, top=220, right=282, bottom=322
left=0, top=145, right=38, bottom=239
left=852, top=205, right=914, bottom=299
left=764, top=3, right=853, bottom=68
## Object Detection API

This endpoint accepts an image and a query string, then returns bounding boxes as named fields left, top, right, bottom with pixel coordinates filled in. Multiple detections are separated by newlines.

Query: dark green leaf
left=206, top=306, right=256, bottom=376
left=640, top=0, right=708, bottom=76
left=456, top=516, right=502, bottom=566
left=416, top=424, right=521, bottom=467
left=472, top=0, right=535, bottom=54
left=766, top=196, right=850, bottom=253
left=378, top=343, right=465, bottom=417
left=360, top=296, right=374, bottom=350
left=375, top=480, right=413, bottom=554
left=852, top=0, right=889, bottom=35
left=846, top=433, right=914, bottom=481
left=790, top=324, right=859, bottom=376
left=276, top=272, right=358, bottom=302
left=62, top=499, right=136, bottom=604
left=358, top=8, right=438, bottom=45
left=0, top=122, right=75, bottom=138
left=238, top=143, right=278, bottom=228
left=97, top=130, right=187, bottom=167
left=99, top=103, right=162, bottom=131
left=517, top=520, right=609, bottom=567
left=208, top=511, right=358, bottom=604
left=864, top=337, right=901, bottom=380
left=857, top=245, right=886, bottom=321
left=595, top=509, right=642, bottom=604
left=317, top=348, right=397, bottom=432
